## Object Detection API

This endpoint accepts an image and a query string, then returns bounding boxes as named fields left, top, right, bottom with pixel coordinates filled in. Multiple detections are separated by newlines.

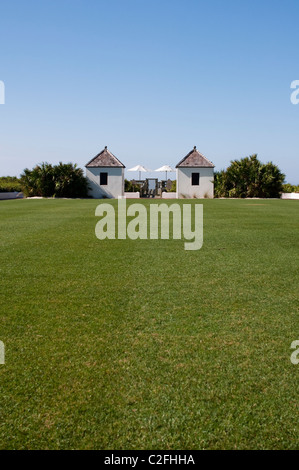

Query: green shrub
left=124, top=179, right=134, bottom=192
left=20, top=162, right=89, bottom=198
left=214, top=170, right=229, bottom=198
left=282, top=183, right=299, bottom=193
left=170, top=180, right=176, bottom=192
left=0, top=176, right=22, bottom=193
left=214, top=155, right=285, bottom=198
left=125, top=179, right=140, bottom=192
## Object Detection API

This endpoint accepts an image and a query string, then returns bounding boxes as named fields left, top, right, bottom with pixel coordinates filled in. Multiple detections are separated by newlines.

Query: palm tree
left=21, top=162, right=89, bottom=198
left=214, top=155, right=285, bottom=199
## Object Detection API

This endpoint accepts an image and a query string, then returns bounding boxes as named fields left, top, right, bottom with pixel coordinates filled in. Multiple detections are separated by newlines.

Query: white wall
left=162, top=192, right=177, bottom=199
left=281, top=193, right=299, bottom=200
left=124, top=192, right=140, bottom=198
left=177, top=168, right=214, bottom=199
left=86, top=167, right=124, bottom=199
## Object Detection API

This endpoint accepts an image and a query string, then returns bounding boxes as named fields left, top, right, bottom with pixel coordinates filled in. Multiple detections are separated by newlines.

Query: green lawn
left=0, top=198, right=298, bottom=450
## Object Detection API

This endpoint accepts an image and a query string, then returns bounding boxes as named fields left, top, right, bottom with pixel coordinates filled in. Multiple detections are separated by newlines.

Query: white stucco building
left=176, top=146, right=215, bottom=199
left=86, top=146, right=125, bottom=199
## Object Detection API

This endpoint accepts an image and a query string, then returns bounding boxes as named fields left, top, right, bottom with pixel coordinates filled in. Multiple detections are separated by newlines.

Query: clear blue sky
left=0, top=0, right=299, bottom=182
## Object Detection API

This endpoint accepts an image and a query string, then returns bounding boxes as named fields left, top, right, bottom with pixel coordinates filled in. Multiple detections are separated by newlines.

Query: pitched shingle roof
left=86, top=147, right=125, bottom=168
left=176, top=146, right=215, bottom=168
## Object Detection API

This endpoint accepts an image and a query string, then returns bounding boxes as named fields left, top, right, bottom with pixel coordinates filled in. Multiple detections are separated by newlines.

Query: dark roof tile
left=176, top=146, right=215, bottom=168
left=86, top=147, right=125, bottom=168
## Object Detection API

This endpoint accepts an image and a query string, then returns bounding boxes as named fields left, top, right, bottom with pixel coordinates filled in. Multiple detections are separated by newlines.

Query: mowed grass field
left=0, top=198, right=299, bottom=450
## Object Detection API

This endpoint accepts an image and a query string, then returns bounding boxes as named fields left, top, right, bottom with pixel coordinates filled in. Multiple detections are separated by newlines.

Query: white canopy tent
left=155, top=165, right=175, bottom=180
left=128, top=165, right=152, bottom=180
